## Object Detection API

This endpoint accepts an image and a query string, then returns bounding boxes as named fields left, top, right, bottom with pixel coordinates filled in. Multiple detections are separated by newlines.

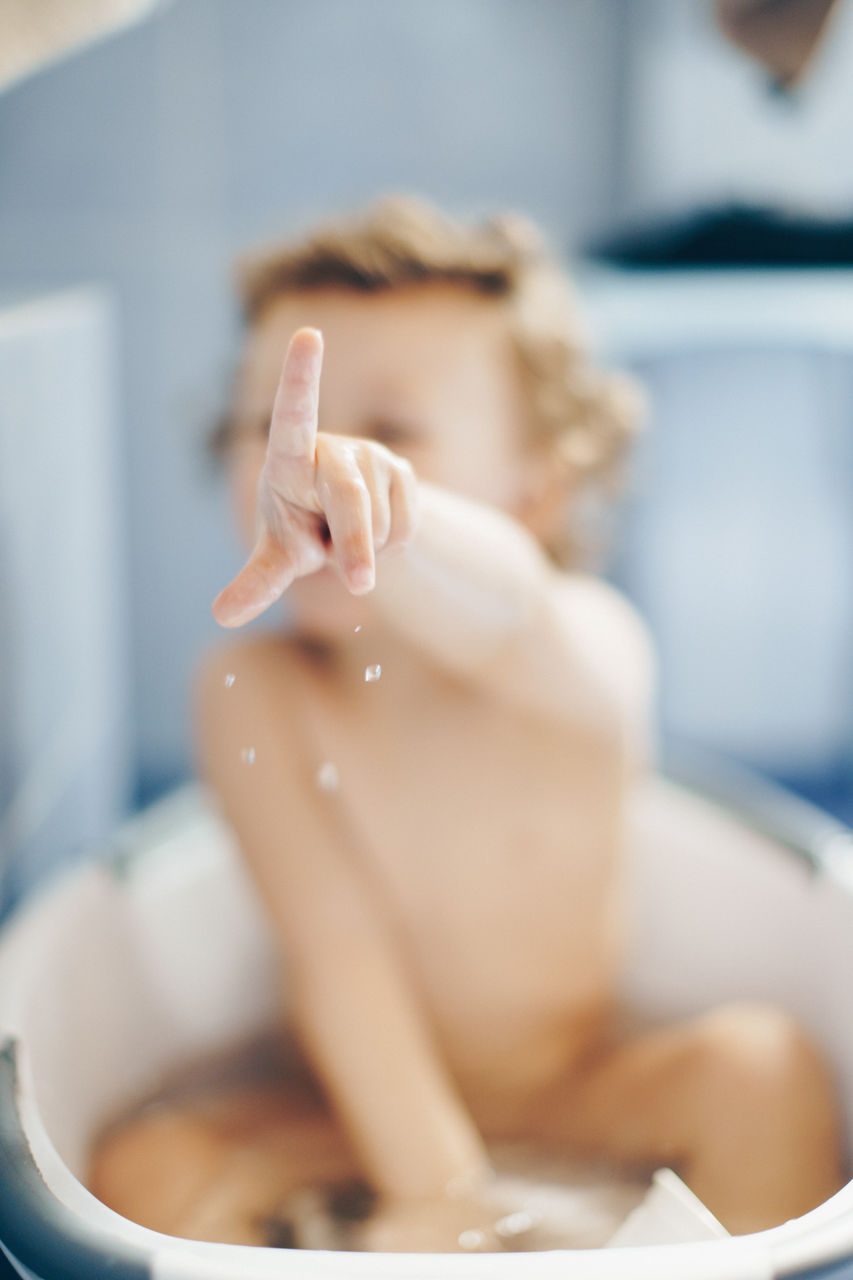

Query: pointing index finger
left=268, top=327, right=323, bottom=465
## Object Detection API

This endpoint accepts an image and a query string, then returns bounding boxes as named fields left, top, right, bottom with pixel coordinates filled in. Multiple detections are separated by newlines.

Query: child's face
left=228, top=283, right=547, bottom=632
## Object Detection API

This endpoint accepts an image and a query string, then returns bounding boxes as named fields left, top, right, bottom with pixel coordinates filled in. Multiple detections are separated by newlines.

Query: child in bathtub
left=92, top=197, right=843, bottom=1250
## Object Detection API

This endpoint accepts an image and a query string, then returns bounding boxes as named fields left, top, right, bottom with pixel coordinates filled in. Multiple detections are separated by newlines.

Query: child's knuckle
left=339, top=475, right=369, bottom=506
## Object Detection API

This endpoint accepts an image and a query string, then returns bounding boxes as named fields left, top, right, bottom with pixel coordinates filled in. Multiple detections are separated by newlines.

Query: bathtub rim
left=0, top=768, right=851, bottom=1280
left=2, top=1028, right=853, bottom=1280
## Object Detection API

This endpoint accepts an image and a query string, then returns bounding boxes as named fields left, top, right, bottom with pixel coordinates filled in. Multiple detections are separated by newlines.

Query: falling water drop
left=241, top=747, right=256, bottom=765
left=354, top=625, right=362, bottom=633
left=364, top=664, right=381, bottom=683
left=224, top=673, right=236, bottom=688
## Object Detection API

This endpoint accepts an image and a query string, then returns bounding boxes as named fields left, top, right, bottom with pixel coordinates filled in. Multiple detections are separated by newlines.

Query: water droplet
left=364, top=664, right=381, bottom=683
left=315, top=762, right=339, bottom=792
left=241, top=747, right=256, bottom=765
left=458, top=1229, right=487, bottom=1251
left=354, top=625, right=362, bottom=633
left=224, top=673, right=236, bottom=688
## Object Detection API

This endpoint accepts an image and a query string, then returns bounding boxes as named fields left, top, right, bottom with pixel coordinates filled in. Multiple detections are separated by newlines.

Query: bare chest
left=301, top=668, right=626, bottom=1054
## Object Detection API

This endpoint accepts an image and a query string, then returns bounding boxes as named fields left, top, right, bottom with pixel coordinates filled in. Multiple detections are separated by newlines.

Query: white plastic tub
left=0, top=769, right=851, bottom=1279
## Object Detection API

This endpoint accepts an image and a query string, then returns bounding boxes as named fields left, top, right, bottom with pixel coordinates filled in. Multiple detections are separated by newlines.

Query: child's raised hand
left=212, top=327, right=419, bottom=628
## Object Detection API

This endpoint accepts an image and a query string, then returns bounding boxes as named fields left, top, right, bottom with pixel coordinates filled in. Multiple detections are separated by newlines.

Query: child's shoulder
left=553, top=573, right=654, bottom=663
left=547, top=571, right=657, bottom=755
left=547, top=569, right=654, bottom=667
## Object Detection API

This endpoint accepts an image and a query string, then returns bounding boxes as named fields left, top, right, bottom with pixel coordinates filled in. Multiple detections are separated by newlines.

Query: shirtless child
left=91, top=197, right=843, bottom=1250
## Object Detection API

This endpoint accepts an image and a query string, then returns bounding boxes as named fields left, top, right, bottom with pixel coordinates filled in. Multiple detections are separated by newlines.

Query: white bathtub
left=0, top=768, right=851, bottom=1279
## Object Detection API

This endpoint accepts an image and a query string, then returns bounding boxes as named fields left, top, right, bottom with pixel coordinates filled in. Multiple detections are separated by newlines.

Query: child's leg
left=528, top=1001, right=844, bottom=1234
left=89, top=1082, right=360, bottom=1244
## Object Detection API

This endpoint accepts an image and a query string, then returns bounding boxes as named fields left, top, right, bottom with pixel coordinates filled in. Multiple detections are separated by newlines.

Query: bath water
left=87, top=1032, right=647, bottom=1252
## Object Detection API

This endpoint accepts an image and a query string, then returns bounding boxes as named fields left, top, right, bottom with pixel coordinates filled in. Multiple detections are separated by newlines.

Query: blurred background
left=1, top=0, right=851, bottom=909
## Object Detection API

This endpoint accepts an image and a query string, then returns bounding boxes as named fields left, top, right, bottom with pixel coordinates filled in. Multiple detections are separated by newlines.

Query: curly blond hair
left=221, top=195, right=642, bottom=565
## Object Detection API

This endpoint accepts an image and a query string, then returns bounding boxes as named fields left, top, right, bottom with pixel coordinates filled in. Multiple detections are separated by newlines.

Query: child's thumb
left=211, top=534, right=292, bottom=628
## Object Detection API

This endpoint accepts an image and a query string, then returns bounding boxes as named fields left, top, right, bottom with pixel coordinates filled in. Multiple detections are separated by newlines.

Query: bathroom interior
left=1, top=1, right=853, bottom=1277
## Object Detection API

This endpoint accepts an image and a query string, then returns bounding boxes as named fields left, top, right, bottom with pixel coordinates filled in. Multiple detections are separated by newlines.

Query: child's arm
left=194, top=645, right=490, bottom=1204
left=212, top=326, right=654, bottom=756
left=371, top=481, right=655, bottom=755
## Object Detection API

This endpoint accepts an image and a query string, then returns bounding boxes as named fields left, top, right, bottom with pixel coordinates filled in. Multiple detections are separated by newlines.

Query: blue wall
left=0, top=0, right=627, bottom=799
left=1, top=0, right=852, bottom=831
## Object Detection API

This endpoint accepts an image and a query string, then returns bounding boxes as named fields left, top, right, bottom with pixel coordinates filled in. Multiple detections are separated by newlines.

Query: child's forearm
left=373, top=482, right=655, bottom=749
left=289, top=931, right=490, bottom=1201
left=373, top=481, right=551, bottom=673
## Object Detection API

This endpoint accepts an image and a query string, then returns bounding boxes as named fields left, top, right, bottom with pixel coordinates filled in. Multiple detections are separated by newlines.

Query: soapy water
left=315, top=762, right=340, bottom=792
left=224, top=673, right=236, bottom=688
left=364, top=664, right=382, bottom=683
left=457, top=1211, right=540, bottom=1250
left=241, top=747, right=256, bottom=765
left=297, top=1169, right=639, bottom=1250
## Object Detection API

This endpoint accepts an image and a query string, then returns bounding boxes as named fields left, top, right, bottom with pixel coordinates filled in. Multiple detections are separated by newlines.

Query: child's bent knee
left=694, top=1001, right=833, bottom=1102
left=676, top=1002, right=844, bottom=1229
left=689, top=1000, right=843, bottom=1189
